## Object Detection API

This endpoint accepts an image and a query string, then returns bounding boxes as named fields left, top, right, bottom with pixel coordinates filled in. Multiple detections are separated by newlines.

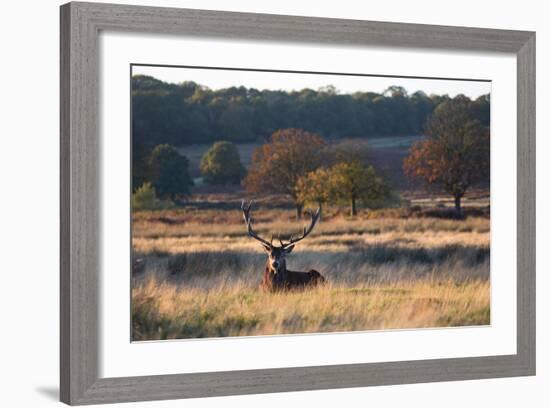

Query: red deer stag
left=241, top=200, right=326, bottom=292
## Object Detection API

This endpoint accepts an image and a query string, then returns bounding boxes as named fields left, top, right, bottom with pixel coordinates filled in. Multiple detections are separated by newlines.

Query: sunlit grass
left=132, top=278, right=490, bottom=340
left=131, top=201, right=490, bottom=340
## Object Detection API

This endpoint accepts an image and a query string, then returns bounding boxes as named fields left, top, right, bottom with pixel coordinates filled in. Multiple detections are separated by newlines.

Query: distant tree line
left=132, top=75, right=490, bottom=146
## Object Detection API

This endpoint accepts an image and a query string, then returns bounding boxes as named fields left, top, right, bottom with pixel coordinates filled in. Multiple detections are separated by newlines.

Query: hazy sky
left=132, top=65, right=491, bottom=99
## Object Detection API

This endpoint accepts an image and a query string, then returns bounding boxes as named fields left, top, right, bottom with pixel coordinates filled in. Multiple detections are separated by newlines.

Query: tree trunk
left=317, top=201, right=323, bottom=221
left=350, top=197, right=357, bottom=217
left=454, top=194, right=462, bottom=218
left=295, top=202, right=303, bottom=220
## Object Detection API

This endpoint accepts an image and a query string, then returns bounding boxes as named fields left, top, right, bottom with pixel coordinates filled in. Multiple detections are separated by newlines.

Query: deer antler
left=281, top=207, right=321, bottom=248
left=241, top=200, right=272, bottom=247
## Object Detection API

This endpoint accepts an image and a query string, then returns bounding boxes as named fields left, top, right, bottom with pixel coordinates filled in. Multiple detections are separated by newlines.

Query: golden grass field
left=131, top=191, right=490, bottom=340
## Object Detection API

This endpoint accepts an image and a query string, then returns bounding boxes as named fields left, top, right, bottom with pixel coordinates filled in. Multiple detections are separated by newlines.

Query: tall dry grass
left=131, top=202, right=490, bottom=340
left=132, top=278, right=489, bottom=340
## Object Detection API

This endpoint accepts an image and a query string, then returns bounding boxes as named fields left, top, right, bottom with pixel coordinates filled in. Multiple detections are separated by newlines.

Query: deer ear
left=284, top=245, right=295, bottom=254
left=262, top=244, right=271, bottom=252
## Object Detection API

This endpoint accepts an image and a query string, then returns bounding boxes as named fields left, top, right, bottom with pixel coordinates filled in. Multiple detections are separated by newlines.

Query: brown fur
left=260, top=253, right=326, bottom=292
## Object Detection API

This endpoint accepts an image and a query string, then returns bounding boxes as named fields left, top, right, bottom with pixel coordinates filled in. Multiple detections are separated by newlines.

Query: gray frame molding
left=60, top=2, right=536, bottom=405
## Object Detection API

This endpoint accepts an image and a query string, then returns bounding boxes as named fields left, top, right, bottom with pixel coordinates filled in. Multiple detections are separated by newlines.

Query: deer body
left=261, top=256, right=325, bottom=292
left=241, top=201, right=327, bottom=292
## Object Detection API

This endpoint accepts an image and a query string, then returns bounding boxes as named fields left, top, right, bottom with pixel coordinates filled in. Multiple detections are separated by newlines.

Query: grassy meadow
left=131, top=191, right=490, bottom=341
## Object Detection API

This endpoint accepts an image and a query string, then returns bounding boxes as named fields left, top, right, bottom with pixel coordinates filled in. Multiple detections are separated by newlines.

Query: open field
left=132, top=192, right=490, bottom=340
left=133, top=279, right=489, bottom=340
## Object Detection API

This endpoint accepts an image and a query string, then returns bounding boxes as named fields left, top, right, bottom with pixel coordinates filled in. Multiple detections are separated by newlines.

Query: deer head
left=241, top=200, right=320, bottom=274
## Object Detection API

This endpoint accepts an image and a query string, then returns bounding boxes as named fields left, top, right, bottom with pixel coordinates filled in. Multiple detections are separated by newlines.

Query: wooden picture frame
left=60, top=2, right=536, bottom=405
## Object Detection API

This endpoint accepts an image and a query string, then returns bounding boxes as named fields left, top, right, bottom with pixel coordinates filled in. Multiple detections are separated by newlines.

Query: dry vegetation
left=133, top=280, right=489, bottom=340
left=132, top=192, right=490, bottom=340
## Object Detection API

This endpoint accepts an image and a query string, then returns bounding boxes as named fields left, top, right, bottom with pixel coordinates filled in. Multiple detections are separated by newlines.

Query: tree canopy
left=244, top=129, right=327, bottom=217
left=148, top=144, right=194, bottom=200
left=295, top=167, right=332, bottom=214
left=327, top=160, right=387, bottom=216
left=295, top=159, right=389, bottom=217
left=200, top=141, right=245, bottom=185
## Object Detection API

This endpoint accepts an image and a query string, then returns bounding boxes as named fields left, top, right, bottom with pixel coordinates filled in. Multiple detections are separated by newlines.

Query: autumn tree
left=243, top=128, right=327, bottom=218
left=403, top=97, right=490, bottom=217
left=328, top=160, right=387, bottom=217
left=149, top=144, right=193, bottom=200
left=200, top=141, right=245, bottom=185
left=295, top=167, right=332, bottom=217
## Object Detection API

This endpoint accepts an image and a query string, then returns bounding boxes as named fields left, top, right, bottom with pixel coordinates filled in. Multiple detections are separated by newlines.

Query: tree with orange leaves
left=403, top=96, right=490, bottom=217
left=243, top=128, right=327, bottom=218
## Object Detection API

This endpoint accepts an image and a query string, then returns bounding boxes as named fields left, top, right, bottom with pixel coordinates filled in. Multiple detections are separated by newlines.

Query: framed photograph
left=60, top=2, right=535, bottom=405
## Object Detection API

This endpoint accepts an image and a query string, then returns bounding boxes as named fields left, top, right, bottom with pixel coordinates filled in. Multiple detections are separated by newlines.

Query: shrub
left=132, top=182, right=173, bottom=211
left=132, top=182, right=157, bottom=210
